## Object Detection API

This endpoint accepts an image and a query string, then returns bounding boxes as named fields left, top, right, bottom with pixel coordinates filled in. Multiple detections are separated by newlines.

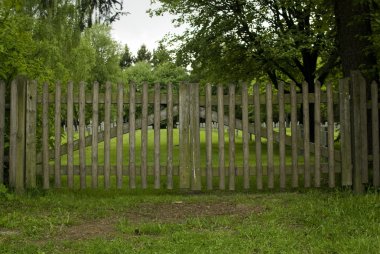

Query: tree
left=151, top=42, right=172, bottom=66
left=135, top=44, right=152, bottom=63
left=119, top=44, right=134, bottom=68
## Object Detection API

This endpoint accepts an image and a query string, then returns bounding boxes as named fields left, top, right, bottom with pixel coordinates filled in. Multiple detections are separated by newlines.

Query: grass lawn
left=0, top=186, right=379, bottom=253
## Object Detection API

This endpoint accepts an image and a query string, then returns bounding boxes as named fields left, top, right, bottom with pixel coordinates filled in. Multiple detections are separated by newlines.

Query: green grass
left=0, top=186, right=379, bottom=253
left=60, top=128, right=321, bottom=167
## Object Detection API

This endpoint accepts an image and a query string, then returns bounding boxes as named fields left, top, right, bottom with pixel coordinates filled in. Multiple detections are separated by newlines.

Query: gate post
left=179, top=83, right=190, bottom=189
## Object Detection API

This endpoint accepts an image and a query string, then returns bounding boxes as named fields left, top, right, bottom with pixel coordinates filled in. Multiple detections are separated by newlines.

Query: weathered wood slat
left=242, top=83, right=250, bottom=189
left=154, top=83, right=161, bottom=189
left=67, top=81, right=74, bottom=188
left=167, top=83, right=174, bottom=189
left=54, top=82, right=61, bottom=188
left=0, top=81, right=5, bottom=184
left=218, top=84, right=225, bottom=190
left=42, top=82, right=49, bottom=190
left=266, top=83, right=274, bottom=189
left=327, top=82, right=335, bottom=188
left=129, top=83, right=136, bottom=189
left=79, top=82, right=86, bottom=189
left=190, top=84, right=201, bottom=191
left=371, top=81, right=379, bottom=187
left=359, top=77, right=368, bottom=184
left=314, top=81, right=321, bottom=187
left=302, top=82, right=310, bottom=188
left=228, top=84, right=236, bottom=191
left=9, top=80, right=18, bottom=188
left=26, top=80, right=37, bottom=189
left=116, top=83, right=124, bottom=189
left=104, top=82, right=111, bottom=189
left=278, top=82, right=286, bottom=189
left=291, top=82, right=298, bottom=188
left=179, top=83, right=190, bottom=189
left=141, top=82, right=148, bottom=189
left=91, top=82, right=99, bottom=188
left=254, top=84, right=263, bottom=190
left=206, top=83, right=213, bottom=190
left=339, top=79, right=352, bottom=186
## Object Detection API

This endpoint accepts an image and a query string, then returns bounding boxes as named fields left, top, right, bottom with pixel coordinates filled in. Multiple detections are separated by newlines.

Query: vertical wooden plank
left=129, top=82, right=136, bottom=189
left=278, top=82, right=286, bottom=189
left=15, top=78, right=26, bottom=192
left=54, top=82, right=61, bottom=188
left=242, top=83, right=249, bottom=189
left=266, top=83, right=274, bottom=189
left=314, top=81, right=321, bottom=187
left=359, top=78, right=368, bottom=184
left=79, top=82, right=86, bottom=189
left=67, top=81, right=74, bottom=189
left=104, top=82, right=111, bottom=189
left=141, top=82, right=148, bottom=189
left=26, top=80, right=37, bottom=188
left=339, top=78, right=352, bottom=186
left=302, top=82, right=311, bottom=188
left=116, top=83, right=124, bottom=189
left=167, top=83, right=174, bottom=189
left=190, top=83, right=201, bottom=191
left=92, top=82, right=99, bottom=188
left=290, top=82, right=298, bottom=188
left=9, top=80, right=18, bottom=188
left=371, top=81, right=379, bottom=187
left=254, top=83, right=263, bottom=190
left=351, top=71, right=363, bottom=193
left=217, top=84, right=225, bottom=190
left=228, top=84, right=236, bottom=191
left=154, top=83, right=161, bottom=189
left=179, top=83, right=190, bottom=189
left=0, top=81, right=5, bottom=184
left=206, top=83, right=213, bottom=190
left=42, top=82, right=49, bottom=190
left=327, top=82, right=335, bottom=188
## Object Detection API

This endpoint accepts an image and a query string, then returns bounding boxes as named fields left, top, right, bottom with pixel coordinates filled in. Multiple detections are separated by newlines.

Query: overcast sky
left=111, top=0, right=185, bottom=55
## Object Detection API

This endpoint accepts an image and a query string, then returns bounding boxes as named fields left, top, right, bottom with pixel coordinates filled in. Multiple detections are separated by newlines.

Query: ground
left=0, top=187, right=379, bottom=253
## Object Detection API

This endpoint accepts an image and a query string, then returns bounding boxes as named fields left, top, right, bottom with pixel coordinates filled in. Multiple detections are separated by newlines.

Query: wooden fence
left=0, top=73, right=379, bottom=192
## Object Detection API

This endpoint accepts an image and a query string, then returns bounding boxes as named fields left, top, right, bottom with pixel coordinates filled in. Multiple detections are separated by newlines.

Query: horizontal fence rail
left=0, top=75, right=379, bottom=192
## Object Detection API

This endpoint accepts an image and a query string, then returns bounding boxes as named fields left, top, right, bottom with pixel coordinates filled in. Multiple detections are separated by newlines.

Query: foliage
left=135, top=44, right=152, bottom=63
left=119, top=44, right=134, bottom=69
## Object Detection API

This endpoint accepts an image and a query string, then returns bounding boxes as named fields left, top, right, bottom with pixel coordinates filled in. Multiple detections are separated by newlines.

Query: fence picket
left=104, top=82, right=111, bottom=189
left=42, top=82, right=49, bottom=190
left=291, top=82, right=298, bottom=188
left=218, top=84, right=225, bottom=190
left=129, top=82, right=136, bottom=189
left=228, top=84, right=236, bottom=191
left=0, top=81, right=5, bottom=184
left=179, top=83, right=190, bottom=189
left=327, top=82, right=335, bottom=188
left=167, top=83, right=174, bottom=189
left=302, top=82, right=310, bottom=188
left=154, top=83, right=161, bottom=189
left=314, top=81, right=321, bottom=187
left=141, top=82, right=148, bottom=188
left=79, top=82, right=86, bottom=189
left=92, top=82, right=99, bottom=188
left=359, top=78, right=368, bottom=184
left=266, top=83, right=274, bottom=189
left=371, top=81, right=379, bottom=187
left=54, top=82, right=61, bottom=188
left=9, top=80, right=17, bottom=188
left=26, top=80, right=37, bottom=188
left=206, top=83, right=213, bottom=190
left=278, top=82, right=286, bottom=189
left=242, top=83, right=250, bottom=189
left=254, top=84, right=263, bottom=190
left=190, top=84, right=201, bottom=190
left=117, top=83, right=124, bottom=189
left=67, top=81, right=74, bottom=188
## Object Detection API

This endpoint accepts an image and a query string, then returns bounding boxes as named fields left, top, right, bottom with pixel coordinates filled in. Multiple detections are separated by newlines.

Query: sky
left=111, top=0, right=185, bottom=55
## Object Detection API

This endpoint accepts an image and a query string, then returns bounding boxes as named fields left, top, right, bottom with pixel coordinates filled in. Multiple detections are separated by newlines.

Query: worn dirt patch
left=56, top=202, right=265, bottom=241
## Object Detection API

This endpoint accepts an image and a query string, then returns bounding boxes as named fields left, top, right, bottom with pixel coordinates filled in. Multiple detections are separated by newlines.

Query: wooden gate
left=0, top=73, right=379, bottom=192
